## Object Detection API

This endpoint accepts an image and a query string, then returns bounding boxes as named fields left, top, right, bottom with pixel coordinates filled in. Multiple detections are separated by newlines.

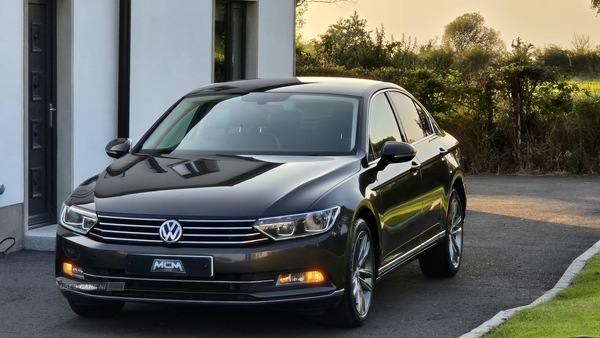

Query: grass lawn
left=574, top=80, right=600, bottom=96
left=486, top=253, right=600, bottom=337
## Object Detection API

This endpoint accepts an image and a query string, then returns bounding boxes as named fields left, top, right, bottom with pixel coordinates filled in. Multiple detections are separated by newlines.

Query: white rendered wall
left=0, top=1, right=25, bottom=208
left=256, top=0, right=295, bottom=78
left=129, top=0, right=213, bottom=142
left=71, top=1, right=118, bottom=186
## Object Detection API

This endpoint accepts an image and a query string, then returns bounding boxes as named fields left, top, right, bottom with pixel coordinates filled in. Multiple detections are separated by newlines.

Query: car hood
left=74, top=154, right=360, bottom=219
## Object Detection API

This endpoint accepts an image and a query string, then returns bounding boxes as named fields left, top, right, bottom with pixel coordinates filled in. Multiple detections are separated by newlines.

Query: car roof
left=186, top=77, right=404, bottom=98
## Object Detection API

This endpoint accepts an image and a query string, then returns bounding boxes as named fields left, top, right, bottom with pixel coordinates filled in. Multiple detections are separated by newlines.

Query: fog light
left=62, top=262, right=84, bottom=278
left=63, top=262, right=73, bottom=276
left=277, top=271, right=325, bottom=285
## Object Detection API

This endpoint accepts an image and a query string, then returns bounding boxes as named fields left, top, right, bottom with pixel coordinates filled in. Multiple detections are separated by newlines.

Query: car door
left=367, top=92, right=424, bottom=269
left=387, top=91, right=449, bottom=241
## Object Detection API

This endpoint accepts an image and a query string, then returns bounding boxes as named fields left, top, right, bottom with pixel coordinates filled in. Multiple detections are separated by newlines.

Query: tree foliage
left=298, top=11, right=600, bottom=174
left=536, top=35, right=600, bottom=78
left=309, top=12, right=420, bottom=70
left=442, top=12, right=505, bottom=54
left=314, top=11, right=373, bottom=69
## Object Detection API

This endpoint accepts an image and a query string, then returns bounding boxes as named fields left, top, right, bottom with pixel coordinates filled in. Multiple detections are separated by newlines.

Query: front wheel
left=419, top=189, right=464, bottom=278
left=322, top=218, right=375, bottom=327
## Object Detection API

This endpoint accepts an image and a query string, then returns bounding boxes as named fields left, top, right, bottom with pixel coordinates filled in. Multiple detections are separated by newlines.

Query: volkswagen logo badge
left=159, top=220, right=182, bottom=243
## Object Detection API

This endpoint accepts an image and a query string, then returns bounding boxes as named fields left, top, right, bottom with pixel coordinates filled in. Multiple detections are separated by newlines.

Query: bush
left=296, top=12, right=600, bottom=175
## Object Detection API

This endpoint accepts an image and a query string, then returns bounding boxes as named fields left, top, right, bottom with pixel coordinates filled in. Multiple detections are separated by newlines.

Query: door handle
left=48, top=103, right=57, bottom=128
left=410, top=161, right=420, bottom=175
left=439, top=147, right=450, bottom=161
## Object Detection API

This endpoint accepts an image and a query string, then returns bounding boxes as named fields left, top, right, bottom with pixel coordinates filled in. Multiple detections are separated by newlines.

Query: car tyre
left=67, top=299, right=125, bottom=317
left=322, top=218, right=375, bottom=328
left=419, top=189, right=464, bottom=278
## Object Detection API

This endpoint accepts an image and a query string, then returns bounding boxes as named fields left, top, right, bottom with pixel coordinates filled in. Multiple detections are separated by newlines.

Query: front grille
left=88, top=215, right=269, bottom=247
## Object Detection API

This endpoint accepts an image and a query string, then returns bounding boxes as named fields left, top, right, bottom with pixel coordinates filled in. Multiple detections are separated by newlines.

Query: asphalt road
left=1, top=175, right=600, bottom=338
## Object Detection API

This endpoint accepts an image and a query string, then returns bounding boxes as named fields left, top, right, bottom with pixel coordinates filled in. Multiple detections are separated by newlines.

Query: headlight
left=253, top=207, right=340, bottom=240
left=60, top=203, right=97, bottom=234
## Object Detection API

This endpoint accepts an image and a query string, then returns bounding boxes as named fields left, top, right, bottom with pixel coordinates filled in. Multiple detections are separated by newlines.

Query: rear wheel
left=68, top=299, right=124, bottom=317
left=419, top=189, right=464, bottom=278
left=322, top=218, right=375, bottom=327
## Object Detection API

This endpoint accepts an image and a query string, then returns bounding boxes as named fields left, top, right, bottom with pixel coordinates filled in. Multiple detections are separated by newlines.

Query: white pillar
left=0, top=0, right=25, bottom=208
left=256, top=0, right=295, bottom=78
left=71, top=0, right=119, bottom=186
left=129, top=0, right=214, bottom=142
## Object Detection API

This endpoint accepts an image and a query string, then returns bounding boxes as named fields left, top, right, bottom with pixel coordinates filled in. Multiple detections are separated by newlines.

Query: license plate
left=126, top=255, right=213, bottom=277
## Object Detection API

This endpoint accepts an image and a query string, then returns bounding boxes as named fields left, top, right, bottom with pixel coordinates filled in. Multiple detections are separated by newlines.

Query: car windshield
left=139, top=93, right=360, bottom=156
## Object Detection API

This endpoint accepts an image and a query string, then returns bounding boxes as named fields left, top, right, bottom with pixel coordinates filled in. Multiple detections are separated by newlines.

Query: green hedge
left=298, top=66, right=600, bottom=175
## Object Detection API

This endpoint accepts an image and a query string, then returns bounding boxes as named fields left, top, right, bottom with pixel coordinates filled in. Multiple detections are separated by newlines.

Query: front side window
left=368, top=93, right=403, bottom=162
left=140, top=93, right=359, bottom=156
left=388, top=92, right=432, bottom=143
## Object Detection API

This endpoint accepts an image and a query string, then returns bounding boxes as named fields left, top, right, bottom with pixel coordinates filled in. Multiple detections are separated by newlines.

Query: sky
left=301, top=0, right=600, bottom=49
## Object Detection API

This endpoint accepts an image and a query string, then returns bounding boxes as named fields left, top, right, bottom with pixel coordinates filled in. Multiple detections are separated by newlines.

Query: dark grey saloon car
left=56, top=77, right=466, bottom=327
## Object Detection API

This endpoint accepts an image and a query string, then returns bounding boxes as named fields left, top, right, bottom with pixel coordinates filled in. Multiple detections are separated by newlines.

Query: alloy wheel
left=447, top=195, right=463, bottom=268
left=352, top=230, right=374, bottom=317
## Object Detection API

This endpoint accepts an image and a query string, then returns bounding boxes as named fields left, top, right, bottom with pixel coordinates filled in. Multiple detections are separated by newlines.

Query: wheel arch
left=451, top=173, right=467, bottom=218
left=353, top=205, right=380, bottom=274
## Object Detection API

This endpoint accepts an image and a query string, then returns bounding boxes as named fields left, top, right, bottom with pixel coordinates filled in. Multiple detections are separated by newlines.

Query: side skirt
left=376, top=231, right=445, bottom=280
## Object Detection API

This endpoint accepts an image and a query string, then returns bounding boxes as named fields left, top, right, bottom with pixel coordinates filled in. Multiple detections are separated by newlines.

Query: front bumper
left=55, top=222, right=348, bottom=309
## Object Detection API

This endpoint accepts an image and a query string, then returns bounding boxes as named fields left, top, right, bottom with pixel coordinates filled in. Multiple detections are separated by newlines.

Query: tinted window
left=368, top=94, right=403, bottom=161
left=388, top=92, right=432, bottom=143
left=140, top=93, right=359, bottom=155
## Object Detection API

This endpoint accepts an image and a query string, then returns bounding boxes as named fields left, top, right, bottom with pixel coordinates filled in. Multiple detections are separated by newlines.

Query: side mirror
left=376, top=141, right=416, bottom=170
left=105, top=138, right=132, bottom=159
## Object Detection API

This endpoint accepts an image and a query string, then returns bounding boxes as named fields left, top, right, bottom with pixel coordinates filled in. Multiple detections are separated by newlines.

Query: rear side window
left=388, top=92, right=432, bottom=143
left=368, top=93, right=403, bottom=162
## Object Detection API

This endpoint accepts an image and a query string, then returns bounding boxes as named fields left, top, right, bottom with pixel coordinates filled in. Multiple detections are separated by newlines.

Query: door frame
left=26, top=0, right=57, bottom=228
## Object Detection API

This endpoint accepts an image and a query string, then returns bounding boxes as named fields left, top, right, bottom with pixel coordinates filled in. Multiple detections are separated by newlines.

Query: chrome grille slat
left=99, top=215, right=166, bottom=222
left=95, top=229, right=158, bottom=236
left=89, top=215, right=269, bottom=247
left=177, top=239, right=267, bottom=245
left=102, top=222, right=160, bottom=229
left=183, top=233, right=260, bottom=238
left=179, top=219, right=256, bottom=223
left=87, top=233, right=163, bottom=244
left=184, top=227, right=254, bottom=231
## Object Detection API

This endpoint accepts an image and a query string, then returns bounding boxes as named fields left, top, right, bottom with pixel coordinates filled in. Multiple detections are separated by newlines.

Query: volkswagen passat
left=56, top=77, right=466, bottom=327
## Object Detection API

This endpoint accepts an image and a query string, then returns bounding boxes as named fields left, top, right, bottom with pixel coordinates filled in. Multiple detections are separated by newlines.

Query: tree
left=535, top=45, right=571, bottom=71
left=593, top=0, right=600, bottom=14
left=570, top=33, right=595, bottom=53
left=296, top=2, right=308, bottom=42
left=442, top=13, right=505, bottom=54
left=313, top=11, right=374, bottom=68
left=496, top=38, right=560, bottom=170
left=569, top=34, right=600, bottom=77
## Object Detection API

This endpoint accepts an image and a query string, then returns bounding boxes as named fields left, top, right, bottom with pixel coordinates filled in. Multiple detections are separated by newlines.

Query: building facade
left=0, top=0, right=296, bottom=252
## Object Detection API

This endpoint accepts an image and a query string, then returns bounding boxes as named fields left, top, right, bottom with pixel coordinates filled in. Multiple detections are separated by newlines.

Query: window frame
left=366, top=90, right=406, bottom=163
left=386, top=90, right=437, bottom=145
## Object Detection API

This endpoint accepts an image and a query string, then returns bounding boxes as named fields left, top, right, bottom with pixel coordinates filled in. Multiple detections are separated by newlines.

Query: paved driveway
left=1, top=175, right=599, bottom=337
